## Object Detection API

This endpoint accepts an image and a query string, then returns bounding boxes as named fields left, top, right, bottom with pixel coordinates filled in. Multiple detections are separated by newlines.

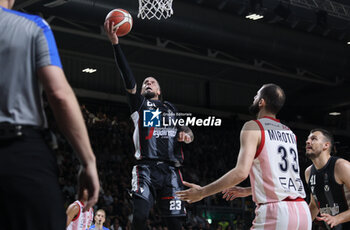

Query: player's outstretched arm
left=222, top=186, right=252, bottom=201
left=176, top=121, right=259, bottom=203
left=316, top=159, right=350, bottom=228
left=104, top=20, right=137, bottom=94
left=66, top=202, right=80, bottom=227
left=38, top=65, right=100, bottom=211
left=104, top=20, right=119, bottom=45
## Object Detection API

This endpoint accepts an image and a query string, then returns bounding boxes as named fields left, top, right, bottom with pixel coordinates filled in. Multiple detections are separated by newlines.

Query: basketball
left=105, top=9, right=133, bottom=37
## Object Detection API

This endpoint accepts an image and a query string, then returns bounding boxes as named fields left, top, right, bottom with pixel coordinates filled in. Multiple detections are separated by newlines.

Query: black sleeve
left=126, top=92, right=145, bottom=113
left=112, top=44, right=144, bottom=113
left=112, top=44, right=136, bottom=90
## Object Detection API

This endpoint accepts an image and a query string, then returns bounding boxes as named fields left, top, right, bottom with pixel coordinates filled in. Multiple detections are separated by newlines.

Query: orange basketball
left=105, top=9, right=133, bottom=37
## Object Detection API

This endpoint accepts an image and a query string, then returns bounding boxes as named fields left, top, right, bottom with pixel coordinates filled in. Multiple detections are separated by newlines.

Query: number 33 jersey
left=250, top=116, right=306, bottom=204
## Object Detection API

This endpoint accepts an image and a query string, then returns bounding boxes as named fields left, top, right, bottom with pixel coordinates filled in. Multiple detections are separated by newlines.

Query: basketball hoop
left=138, top=0, right=174, bottom=20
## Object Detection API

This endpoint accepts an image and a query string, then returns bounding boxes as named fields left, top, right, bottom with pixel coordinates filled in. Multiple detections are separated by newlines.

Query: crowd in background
left=48, top=102, right=349, bottom=230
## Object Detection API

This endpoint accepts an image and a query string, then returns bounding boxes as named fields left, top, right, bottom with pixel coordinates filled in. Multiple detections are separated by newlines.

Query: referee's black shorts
left=0, top=127, right=66, bottom=230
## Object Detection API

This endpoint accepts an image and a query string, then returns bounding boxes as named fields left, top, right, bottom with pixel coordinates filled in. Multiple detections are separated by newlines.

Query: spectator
left=111, top=218, right=123, bottom=230
left=89, top=209, right=110, bottom=230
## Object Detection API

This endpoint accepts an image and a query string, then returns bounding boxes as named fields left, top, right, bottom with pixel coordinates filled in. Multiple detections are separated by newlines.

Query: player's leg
left=131, top=164, right=154, bottom=230
left=293, top=201, right=312, bottom=230
left=159, top=166, right=186, bottom=230
left=0, top=130, right=66, bottom=230
left=251, top=201, right=312, bottom=230
left=132, top=196, right=153, bottom=230
left=274, top=201, right=312, bottom=230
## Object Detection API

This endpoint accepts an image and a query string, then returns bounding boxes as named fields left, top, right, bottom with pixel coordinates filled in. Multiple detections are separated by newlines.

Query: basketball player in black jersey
left=305, top=129, right=350, bottom=229
left=104, top=21, right=194, bottom=230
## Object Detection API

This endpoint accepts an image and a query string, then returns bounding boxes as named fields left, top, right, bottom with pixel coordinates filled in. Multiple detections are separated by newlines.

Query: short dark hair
left=143, top=76, right=163, bottom=101
left=310, top=128, right=334, bottom=153
left=259, top=83, right=285, bottom=114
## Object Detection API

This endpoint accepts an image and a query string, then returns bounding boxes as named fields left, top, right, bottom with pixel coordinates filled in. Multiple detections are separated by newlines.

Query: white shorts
left=251, top=200, right=312, bottom=230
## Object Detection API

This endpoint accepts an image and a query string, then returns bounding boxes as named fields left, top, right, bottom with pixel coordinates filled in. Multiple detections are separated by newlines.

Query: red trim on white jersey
left=71, top=202, right=81, bottom=221
left=254, top=120, right=265, bottom=159
left=249, top=117, right=306, bottom=205
left=283, top=197, right=304, bottom=202
left=263, top=116, right=280, bottom=123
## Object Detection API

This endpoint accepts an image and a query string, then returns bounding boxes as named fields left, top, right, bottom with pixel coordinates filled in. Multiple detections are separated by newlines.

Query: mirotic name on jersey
left=267, top=129, right=297, bottom=144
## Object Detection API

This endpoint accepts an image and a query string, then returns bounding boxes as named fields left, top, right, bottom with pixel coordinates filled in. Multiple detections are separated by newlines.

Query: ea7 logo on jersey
left=143, top=109, right=161, bottom=127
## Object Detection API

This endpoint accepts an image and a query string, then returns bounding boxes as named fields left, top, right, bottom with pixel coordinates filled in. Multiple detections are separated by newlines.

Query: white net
left=138, top=0, right=174, bottom=20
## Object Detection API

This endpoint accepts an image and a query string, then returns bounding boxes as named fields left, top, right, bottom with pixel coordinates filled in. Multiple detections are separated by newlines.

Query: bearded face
left=141, top=77, right=161, bottom=100
left=249, top=88, right=264, bottom=116
left=249, top=101, right=260, bottom=116
left=142, top=91, right=156, bottom=99
left=305, top=131, right=328, bottom=159
left=305, top=147, right=322, bottom=160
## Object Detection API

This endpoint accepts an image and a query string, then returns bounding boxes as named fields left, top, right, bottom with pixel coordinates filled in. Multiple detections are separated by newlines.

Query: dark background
left=13, top=0, right=350, bottom=229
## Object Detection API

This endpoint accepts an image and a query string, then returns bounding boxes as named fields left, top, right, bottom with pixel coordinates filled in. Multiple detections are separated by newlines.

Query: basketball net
left=138, top=0, right=173, bottom=20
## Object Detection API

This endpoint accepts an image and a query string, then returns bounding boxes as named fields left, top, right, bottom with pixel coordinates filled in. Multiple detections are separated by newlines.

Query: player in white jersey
left=66, top=189, right=94, bottom=230
left=177, top=84, right=312, bottom=229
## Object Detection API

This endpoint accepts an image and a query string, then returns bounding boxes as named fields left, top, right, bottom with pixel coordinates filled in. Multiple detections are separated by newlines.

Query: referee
left=0, top=1, right=99, bottom=229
